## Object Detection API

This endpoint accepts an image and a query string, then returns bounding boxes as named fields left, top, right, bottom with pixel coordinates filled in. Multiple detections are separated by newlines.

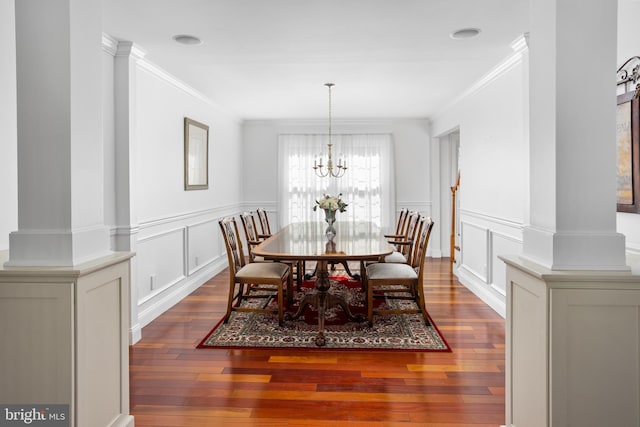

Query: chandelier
left=313, top=83, right=347, bottom=178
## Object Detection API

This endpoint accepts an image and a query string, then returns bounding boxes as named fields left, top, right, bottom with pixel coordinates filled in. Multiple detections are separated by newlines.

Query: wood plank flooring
left=130, top=258, right=506, bottom=426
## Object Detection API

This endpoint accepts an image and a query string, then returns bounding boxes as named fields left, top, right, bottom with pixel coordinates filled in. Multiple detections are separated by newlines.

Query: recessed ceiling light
left=172, top=34, right=203, bottom=46
left=450, top=28, right=481, bottom=39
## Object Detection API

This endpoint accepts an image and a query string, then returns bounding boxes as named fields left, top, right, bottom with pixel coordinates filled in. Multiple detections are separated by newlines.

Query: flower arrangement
left=313, top=193, right=348, bottom=212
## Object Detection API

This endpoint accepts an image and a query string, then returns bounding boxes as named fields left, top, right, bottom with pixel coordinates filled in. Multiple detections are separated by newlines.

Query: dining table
left=252, top=221, right=394, bottom=346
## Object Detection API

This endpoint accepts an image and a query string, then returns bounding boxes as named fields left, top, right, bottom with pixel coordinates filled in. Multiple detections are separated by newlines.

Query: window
left=278, top=134, right=395, bottom=227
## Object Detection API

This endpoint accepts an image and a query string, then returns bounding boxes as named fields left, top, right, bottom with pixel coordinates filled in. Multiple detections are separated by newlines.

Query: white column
left=522, top=0, right=627, bottom=270
left=7, top=0, right=110, bottom=266
left=503, top=2, right=640, bottom=426
left=0, top=1, right=17, bottom=252
left=113, top=40, right=146, bottom=343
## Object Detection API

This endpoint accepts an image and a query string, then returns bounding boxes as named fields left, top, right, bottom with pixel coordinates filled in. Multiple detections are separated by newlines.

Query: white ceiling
left=102, top=0, right=529, bottom=120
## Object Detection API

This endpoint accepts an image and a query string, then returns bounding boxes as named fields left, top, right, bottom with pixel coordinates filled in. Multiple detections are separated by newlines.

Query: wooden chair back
left=412, top=217, right=435, bottom=277
left=394, top=208, right=408, bottom=235
left=256, top=208, right=272, bottom=237
left=400, top=212, right=421, bottom=260
left=239, top=212, right=261, bottom=262
left=219, top=217, right=247, bottom=274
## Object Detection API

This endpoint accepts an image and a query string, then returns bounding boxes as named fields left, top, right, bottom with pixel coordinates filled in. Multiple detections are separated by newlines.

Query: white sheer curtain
left=277, top=133, right=395, bottom=228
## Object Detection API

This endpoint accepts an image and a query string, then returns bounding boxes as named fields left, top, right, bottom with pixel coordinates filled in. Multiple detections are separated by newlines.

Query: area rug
left=197, top=276, right=451, bottom=351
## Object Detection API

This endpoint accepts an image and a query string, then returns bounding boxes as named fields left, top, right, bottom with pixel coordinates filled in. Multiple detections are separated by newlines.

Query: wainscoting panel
left=136, top=227, right=186, bottom=305
left=460, top=221, right=489, bottom=283
left=186, top=219, right=219, bottom=275
left=457, top=210, right=524, bottom=317
left=489, top=230, right=523, bottom=296
left=132, top=206, right=238, bottom=330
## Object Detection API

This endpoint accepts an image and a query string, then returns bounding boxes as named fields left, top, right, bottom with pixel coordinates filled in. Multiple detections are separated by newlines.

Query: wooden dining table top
left=252, top=221, right=394, bottom=261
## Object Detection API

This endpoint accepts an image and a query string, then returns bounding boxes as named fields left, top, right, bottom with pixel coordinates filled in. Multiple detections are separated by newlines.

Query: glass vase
left=324, top=209, right=337, bottom=240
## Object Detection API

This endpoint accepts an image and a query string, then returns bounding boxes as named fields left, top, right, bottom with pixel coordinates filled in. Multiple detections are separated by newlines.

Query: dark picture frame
left=616, top=92, right=640, bottom=212
left=184, top=117, right=209, bottom=191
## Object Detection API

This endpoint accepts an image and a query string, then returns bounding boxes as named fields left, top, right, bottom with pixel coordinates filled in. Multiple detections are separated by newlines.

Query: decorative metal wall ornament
left=617, top=56, right=640, bottom=99
left=616, top=56, right=640, bottom=213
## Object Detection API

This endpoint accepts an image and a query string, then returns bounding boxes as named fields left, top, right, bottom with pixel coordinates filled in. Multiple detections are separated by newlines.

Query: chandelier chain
left=313, top=83, right=346, bottom=178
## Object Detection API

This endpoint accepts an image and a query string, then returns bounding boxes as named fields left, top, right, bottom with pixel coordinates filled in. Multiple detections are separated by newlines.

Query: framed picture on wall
left=616, top=91, right=640, bottom=213
left=184, top=117, right=209, bottom=191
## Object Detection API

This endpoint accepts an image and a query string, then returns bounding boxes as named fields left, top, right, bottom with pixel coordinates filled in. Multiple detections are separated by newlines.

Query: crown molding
left=244, top=117, right=430, bottom=131
left=101, top=35, right=241, bottom=123
left=433, top=33, right=529, bottom=121
left=114, top=41, right=147, bottom=61
left=101, top=33, right=118, bottom=56
left=134, top=59, right=239, bottom=121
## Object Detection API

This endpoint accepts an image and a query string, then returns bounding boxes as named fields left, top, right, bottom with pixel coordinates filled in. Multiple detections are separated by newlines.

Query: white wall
left=0, top=0, right=17, bottom=252
left=102, top=41, right=244, bottom=333
left=134, top=69, right=242, bottom=220
left=431, top=51, right=529, bottom=316
left=241, top=118, right=442, bottom=255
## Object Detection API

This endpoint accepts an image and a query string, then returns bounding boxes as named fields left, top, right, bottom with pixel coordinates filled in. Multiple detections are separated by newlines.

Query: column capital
left=115, top=40, right=147, bottom=61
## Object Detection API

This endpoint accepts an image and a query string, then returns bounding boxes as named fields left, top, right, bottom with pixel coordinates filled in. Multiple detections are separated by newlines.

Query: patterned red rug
left=197, top=276, right=450, bottom=351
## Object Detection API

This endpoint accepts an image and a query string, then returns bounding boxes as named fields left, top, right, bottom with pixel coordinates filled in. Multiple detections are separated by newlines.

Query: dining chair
left=219, top=217, right=293, bottom=326
left=383, top=211, right=422, bottom=263
left=386, top=208, right=409, bottom=239
left=256, top=208, right=272, bottom=238
left=359, top=211, right=421, bottom=278
left=239, top=211, right=264, bottom=263
left=364, top=217, right=435, bottom=327
left=245, top=210, right=305, bottom=291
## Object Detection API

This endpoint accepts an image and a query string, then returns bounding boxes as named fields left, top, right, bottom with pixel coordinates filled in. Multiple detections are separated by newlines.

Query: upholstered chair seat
left=235, top=262, right=290, bottom=281
left=381, top=251, right=408, bottom=264
left=363, top=217, right=435, bottom=327
left=366, top=262, right=418, bottom=280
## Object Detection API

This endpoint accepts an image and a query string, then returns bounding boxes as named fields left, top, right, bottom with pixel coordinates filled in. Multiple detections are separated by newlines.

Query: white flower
left=313, top=193, right=348, bottom=212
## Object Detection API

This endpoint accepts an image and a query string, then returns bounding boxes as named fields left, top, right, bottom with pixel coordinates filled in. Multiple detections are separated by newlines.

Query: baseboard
left=129, top=322, right=142, bottom=345
left=428, top=249, right=443, bottom=258
left=137, top=257, right=228, bottom=330
left=456, top=265, right=506, bottom=318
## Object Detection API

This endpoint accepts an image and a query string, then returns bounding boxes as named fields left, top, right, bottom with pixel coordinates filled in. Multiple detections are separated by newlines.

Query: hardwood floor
left=130, top=258, right=506, bottom=426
